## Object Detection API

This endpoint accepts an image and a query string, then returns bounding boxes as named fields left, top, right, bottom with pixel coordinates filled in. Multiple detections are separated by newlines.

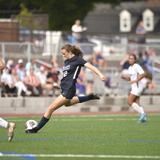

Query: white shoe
left=26, top=90, right=32, bottom=96
left=139, top=113, right=147, bottom=123
left=8, top=122, right=16, bottom=142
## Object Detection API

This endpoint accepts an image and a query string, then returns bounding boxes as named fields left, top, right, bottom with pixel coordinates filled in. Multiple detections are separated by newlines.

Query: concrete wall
left=0, top=96, right=159, bottom=115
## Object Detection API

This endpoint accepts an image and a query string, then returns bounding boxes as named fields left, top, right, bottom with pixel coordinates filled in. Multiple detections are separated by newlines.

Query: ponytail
left=61, top=44, right=83, bottom=57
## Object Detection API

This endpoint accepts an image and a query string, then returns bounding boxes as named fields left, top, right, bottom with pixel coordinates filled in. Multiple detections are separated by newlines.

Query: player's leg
left=0, top=117, right=16, bottom=141
left=44, top=95, right=68, bottom=118
left=26, top=95, right=68, bottom=133
left=128, top=94, right=142, bottom=113
left=65, top=93, right=100, bottom=106
left=134, top=97, right=145, bottom=114
left=135, top=97, right=147, bottom=122
left=8, top=122, right=16, bottom=142
left=128, top=94, right=146, bottom=122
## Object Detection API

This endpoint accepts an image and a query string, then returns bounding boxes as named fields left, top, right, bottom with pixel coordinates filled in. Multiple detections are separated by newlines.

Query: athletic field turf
left=0, top=113, right=160, bottom=160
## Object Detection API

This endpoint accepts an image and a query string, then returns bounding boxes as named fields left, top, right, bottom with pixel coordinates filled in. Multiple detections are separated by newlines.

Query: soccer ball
left=25, top=120, right=38, bottom=130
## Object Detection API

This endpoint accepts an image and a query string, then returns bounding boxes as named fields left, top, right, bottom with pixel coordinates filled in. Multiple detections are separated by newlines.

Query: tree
left=0, top=0, right=131, bottom=30
left=35, top=0, right=122, bottom=30
left=16, top=3, right=37, bottom=30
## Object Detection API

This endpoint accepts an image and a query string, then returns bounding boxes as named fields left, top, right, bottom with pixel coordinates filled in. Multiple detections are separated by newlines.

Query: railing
left=0, top=36, right=160, bottom=96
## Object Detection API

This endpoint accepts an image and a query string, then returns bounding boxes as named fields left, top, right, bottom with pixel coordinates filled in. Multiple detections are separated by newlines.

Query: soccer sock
left=78, top=94, right=99, bottom=103
left=0, top=117, right=9, bottom=128
left=131, top=103, right=145, bottom=114
left=78, top=96, right=91, bottom=103
left=139, top=105, right=145, bottom=114
left=34, top=116, right=49, bottom=132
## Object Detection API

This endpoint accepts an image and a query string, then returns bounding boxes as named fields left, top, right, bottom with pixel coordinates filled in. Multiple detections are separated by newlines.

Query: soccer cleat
left=139, top=113, right=147, bottom=123
left=8, top=122, right=16, bottom=142
left=25, top=127, right=38, bottom=134
left=88, top=93, right=100, bottom=100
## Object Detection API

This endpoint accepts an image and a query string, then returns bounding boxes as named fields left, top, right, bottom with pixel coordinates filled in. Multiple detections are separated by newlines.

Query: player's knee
left=48, top=105, right=56, bottom=112
left=128, top=101, right=132, bottom=106
left=65, top=101, right=71, bottom=107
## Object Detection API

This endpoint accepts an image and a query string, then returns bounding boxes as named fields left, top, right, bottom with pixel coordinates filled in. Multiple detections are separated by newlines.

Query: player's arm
left=130, top=73, right=146, bottom=84
left=84, top=62, right=106, bottom=81
left=132, top=73, right=146, bottom=83
left=121, top=74, right=130, bottom=81
left=137, top=73, right=146, bottom=81
left=131, top=64, right=146, bottom=83
left=137, top=64, right=146, bottom=81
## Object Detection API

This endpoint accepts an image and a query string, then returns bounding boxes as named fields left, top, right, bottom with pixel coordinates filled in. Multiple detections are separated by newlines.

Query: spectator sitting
left=36, top=65, right=53, bottom=96
left=76, top=70, right=86, bottom=96
left=36, top=66, right=47, bottom=87
left=25, top=59, right=38, bottom=76
left=94, top=51, right=107, bottom=69
left=6, top=59, right=14, bottom=70
left=46, top=67, right=60, bottom=96
left=1, top=68, right=17, bottom=97
left=24, top=68, right=42, bottom=96
left=11, top=68, right=31, bottom=97
left=16, top=59, right=26, bottom=81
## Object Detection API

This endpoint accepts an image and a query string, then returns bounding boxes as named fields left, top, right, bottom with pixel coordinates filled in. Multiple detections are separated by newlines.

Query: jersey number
left=63, top=71, right=68, bottom=77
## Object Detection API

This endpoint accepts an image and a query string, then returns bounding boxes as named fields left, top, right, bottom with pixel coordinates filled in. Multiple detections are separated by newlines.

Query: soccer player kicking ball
left=121, top=53, right=147, bottom=123
left=0, top=57, right=16, bottom=141
left=26, top=44, right=106, bottom=133
left=0, top=118, right=16, bottom=141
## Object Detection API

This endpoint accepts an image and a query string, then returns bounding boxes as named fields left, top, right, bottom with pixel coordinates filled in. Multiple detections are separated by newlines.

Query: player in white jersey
left=121, top=53, right=147, bottom=122
left=0, top=118, right=16, bottom=141
left=0, top=57, right=16, bottom=141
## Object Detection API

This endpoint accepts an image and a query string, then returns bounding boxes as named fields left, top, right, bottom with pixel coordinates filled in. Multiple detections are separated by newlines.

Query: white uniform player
left=0, top=118, right=16, bottom=141
left=121, top=54, right=147, bottom=123
left=0, top=58, right=16, bottom=141
left=128, top=63, right=145, bottom=96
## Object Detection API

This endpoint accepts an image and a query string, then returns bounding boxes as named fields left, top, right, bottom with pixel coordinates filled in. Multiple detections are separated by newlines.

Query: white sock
left=139, top=106, right=145, bottom=114
left=0, top=117, right=9, bottom=128
left=131, top=103, right=145, bottom=114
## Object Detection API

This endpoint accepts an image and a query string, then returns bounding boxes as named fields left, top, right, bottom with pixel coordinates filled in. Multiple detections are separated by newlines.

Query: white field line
left=53, top=118, right=137, bottom=122
left=7, top=113, right=160, bottom=121
left=12, top=117, right=137, bottom=122
left=0, top=153, right=160, bottom=159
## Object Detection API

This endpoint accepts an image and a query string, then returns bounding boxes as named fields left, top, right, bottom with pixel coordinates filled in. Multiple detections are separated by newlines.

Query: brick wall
left=0, top=20, right=19, bottom=42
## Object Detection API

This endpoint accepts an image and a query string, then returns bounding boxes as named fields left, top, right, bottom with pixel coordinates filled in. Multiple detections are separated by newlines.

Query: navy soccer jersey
left=60, top=56, right=86, bottom=95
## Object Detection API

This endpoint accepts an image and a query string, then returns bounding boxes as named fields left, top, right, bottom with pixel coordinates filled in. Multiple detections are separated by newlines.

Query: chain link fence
left=0, top=35, right=160, bottom=96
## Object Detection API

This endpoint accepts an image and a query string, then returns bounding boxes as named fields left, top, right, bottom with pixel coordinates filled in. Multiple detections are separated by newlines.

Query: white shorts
left=130, top=86, right=144, bottom=96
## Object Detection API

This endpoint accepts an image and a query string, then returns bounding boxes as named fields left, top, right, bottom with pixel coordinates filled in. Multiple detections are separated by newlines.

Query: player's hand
left=100, top=74, right=106, bottom=81
left=130, top=80, right=138, bottom=84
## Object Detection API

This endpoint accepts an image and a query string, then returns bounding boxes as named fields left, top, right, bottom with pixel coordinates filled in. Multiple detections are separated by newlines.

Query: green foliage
left=49, top=0, right=94, bottom=30
left=0, top=0, right=141, bottom=30
left=16, top=3, right=38, bottom=29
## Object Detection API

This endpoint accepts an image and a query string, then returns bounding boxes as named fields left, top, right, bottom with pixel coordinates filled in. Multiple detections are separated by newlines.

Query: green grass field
left=0, top=113, right=160, bottom=160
